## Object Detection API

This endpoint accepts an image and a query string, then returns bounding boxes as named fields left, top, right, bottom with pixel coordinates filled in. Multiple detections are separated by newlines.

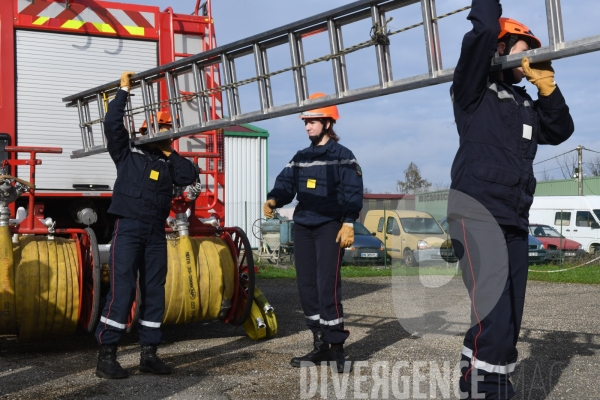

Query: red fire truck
left=0, top=0, right=269, bottom=342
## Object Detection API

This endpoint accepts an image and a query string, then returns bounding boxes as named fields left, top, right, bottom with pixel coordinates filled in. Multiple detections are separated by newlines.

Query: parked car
left=342, top=221, right=388, bottom=265
left=439, top=216, right=546, bottom=264
left=529, top=195, right=600, bottom=254
left=528, top=223, right=585, bottom=261
left=364, top=210, right=455, bottom=266
left=528, top=235, right=547, bottom=264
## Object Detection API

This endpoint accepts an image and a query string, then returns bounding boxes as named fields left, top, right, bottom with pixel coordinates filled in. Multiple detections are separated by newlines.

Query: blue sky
left=107, top=0, right=600, bottom=193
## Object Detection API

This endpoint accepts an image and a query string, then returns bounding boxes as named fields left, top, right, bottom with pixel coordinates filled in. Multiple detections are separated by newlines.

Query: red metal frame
left=0, top=2, right=17, bottom=147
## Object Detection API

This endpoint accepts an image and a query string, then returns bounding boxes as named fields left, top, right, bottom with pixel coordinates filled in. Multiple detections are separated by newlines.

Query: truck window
left=554, top=212, right=571, bottom=226
left=576, top=211, right=595, bottom=227
left=399, top=218, right=443, bottom=234
left=377, top=217, right=384, bottom=233
left=386, top=217, right=399, bottom=235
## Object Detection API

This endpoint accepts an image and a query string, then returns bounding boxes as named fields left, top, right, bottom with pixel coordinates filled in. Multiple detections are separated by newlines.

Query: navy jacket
left=268, top=139, right=363, bottom=227
left=105, top=90, right=198, bottom=225
left=450, top=0, right=574, bottom=230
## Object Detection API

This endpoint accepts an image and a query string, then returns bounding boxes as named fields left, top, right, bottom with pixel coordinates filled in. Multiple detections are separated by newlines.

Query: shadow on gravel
left=513, top=328, right=600, bottom=400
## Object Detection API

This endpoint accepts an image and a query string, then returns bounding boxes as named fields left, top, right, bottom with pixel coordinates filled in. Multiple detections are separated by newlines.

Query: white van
left=529, top=196, right=600, bottom=254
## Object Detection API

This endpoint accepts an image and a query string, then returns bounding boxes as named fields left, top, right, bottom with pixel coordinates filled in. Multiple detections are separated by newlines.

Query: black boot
left=139, top=345, right=173, bottom=375
left=329, top=344, right=352, bottom=373
left=290, top=331, right=331, bottom=367
left=96, top=344, right=128, bottom=379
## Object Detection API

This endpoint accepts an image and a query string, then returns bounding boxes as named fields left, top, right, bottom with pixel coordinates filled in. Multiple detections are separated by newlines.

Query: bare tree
left=396, top=162, right=432, bottom=194
left=431, top=181, right=450, bottom=191
left=556, top=154, right=578, bottom=179
left=588, top=156, right=600, bottom=177
left=363, top=187, right=372, bottom=194
left=538, top=168, right=552, bottom=181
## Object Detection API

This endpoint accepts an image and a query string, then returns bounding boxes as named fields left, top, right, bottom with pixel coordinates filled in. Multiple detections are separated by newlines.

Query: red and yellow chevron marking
left=15, top=0, right=159, bottom=39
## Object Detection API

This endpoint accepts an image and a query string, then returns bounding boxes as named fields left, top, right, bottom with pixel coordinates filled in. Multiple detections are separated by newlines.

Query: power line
left=582, top=146, right=600, bottom=155
left=533, top=149, right=577, bottom=166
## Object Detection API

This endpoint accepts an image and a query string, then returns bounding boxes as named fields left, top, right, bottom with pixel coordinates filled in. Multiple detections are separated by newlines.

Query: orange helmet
left=139, top=111, right=172, bottom=135
left=498, top=18, right=541, bottom=51
left=299, top=92, right=340, bottom=120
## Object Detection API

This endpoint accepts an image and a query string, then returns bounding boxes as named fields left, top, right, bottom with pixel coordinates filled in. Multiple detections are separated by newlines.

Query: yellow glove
left=263, top=199, right=277, bottom=219
left=120, top=71, right=136, bottom=89
left=336, top=223, right=354, bottom=248
left=521, top=57, right=555, bottom=97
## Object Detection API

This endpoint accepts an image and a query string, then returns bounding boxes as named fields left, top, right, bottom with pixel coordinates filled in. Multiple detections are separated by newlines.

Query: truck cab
left=529, top=195, right=600, bottom=254
left=363, top=209, right=452, bottom=266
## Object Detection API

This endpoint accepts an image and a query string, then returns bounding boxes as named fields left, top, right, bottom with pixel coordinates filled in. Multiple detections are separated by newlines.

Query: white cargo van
left=529, top=196, right=600, bottom=254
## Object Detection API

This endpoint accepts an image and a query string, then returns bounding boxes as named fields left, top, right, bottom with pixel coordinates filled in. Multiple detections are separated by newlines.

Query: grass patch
left=527, top=262, right=600, bottom=284
left=254, top=261, right=459, bottom=279
left=253, top=258, right=600, bottom=284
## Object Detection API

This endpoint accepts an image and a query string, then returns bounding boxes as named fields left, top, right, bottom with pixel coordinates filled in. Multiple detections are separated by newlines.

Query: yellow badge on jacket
left=307, top=179, right=316, bottom=189
left=150, top=170, right=160, bottom=180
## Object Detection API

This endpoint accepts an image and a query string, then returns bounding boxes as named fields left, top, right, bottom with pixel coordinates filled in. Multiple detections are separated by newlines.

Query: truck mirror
left=592, top=222, right=600, bottom=229
left=392, top=227, right=400, bottom=235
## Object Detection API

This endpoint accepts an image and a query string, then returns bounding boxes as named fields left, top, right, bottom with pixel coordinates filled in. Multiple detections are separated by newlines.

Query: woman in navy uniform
left=95, top=72, right=199, bottom=379
left=264, top=93, right=363, bottom=373
left=449, top=1, right=574, bottom=397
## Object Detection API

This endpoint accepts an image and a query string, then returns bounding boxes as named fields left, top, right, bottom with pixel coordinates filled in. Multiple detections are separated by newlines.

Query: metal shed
left=224, top=124, right=269, bottom=248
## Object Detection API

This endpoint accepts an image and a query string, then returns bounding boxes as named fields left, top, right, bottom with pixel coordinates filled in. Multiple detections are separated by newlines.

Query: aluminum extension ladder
left=63, top=0, right=600, bottom=159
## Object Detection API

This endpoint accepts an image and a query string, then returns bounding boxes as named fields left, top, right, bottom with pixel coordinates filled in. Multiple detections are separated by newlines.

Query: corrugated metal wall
left=225, top=136, right=267, bottom=248
left=16, top=30, right=157, bottom=189
left=534, top=176, right=600, bottom=196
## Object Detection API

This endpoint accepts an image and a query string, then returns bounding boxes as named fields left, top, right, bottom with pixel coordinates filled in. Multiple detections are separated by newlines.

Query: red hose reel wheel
left=78, top=228, right=101, bottom=333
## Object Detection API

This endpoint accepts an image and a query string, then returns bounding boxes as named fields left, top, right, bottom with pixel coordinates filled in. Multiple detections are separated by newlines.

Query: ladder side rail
left=191, top=62, right=208, bottom=127
left=545, top=0, right=564, bottom=51
left=220, top=53, right=236, bottom=120
left=261, top=46, right=274, bottom=109
left=335, top=21, right=349, bottom=93
left=371, top=4, right=392, bottom=87
left=76, top=99, right=91, bottom=151
left=421, top=0, right=443, bottom=77
left=165, top=71, right=180, bottom=133
left=95, top=93, right=107, bottom=147
left=327, top=19, right=346, bottom=95
left=253, top=43, right=269, bottom=113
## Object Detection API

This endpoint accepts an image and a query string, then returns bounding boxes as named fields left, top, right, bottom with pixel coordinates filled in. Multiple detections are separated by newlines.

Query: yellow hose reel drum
left=0, top=233, right=82, bottom=342
left=161, top=227, right=277, bottom=340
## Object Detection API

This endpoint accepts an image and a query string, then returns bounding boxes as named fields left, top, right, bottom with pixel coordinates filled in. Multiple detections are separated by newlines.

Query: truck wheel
left=403, top=249, right=416, bottom=267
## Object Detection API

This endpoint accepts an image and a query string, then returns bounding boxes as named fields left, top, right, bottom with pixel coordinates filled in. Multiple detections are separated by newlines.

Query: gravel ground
left=1, top=276, right=599, bottom=399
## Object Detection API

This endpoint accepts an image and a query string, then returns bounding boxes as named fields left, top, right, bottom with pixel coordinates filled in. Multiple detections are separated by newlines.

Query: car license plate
left=361, top=253, right=378, bottom=258
left=528, top=252, right=537, bottom=257
left=565, top=252, right=576, bottom=257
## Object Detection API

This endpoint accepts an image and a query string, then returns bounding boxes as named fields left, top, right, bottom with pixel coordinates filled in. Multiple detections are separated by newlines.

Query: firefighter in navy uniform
left=264, top=93, right=363, bottom=373
left=95, top=72, right=199, bottom=379
left=449, top=0, right=574, bottom=398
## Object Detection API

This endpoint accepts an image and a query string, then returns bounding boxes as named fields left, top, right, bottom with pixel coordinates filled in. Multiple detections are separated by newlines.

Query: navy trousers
left=95, top=217, right=167, bottom=346
left=293, top=221, right=349, bottom=345
left=451, top=221, right=529, bottom=399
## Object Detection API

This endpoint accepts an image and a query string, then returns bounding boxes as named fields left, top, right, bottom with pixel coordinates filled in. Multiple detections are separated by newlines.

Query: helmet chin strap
left=309, top=131, right=326, bottom=145
left=503, top=68, right=517, bottom=84
left=308, top=118, right=330, bottom=144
